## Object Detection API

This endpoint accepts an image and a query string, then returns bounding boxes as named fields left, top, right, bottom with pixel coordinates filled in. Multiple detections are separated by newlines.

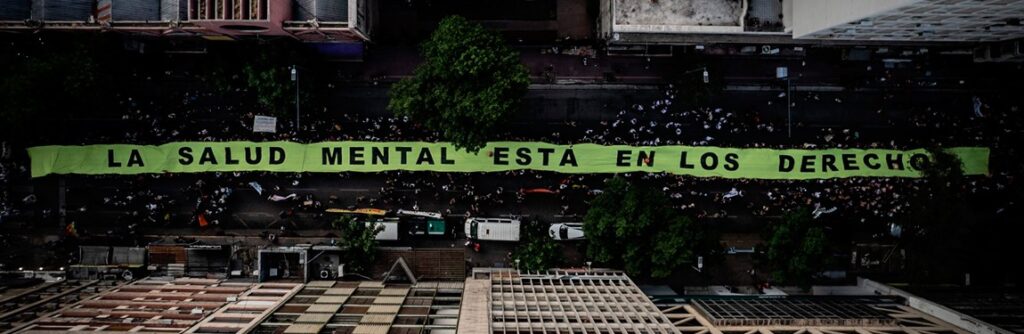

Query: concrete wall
left=791, top=0, right=919, bottom=38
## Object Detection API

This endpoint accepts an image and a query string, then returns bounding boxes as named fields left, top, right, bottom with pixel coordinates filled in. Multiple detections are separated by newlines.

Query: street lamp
left=683, top=66, right=709, bottom=84
left=776, top=66, right=791, bottom=138
left=291, top=65, right=300, bottom=132
left=514, top=259, right=520, bottom=272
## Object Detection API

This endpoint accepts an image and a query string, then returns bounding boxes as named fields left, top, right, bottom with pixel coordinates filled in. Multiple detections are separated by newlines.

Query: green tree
left=0, top=39, right=109, bottom=138
left=333, top=217, right=384, bottom=274
left=388, top=15, right=530, bottom=152
left=203, top=51, right=292, bottom=116
left=765, top=208, right=827, bottom=288
left=194, top=40, right=318, bottom=118
left=667, top=65, right=723, bottom=107
left=583, top=177, right=701, bottom=278
left=242, top=61, right=291, bottom=114
left=900, top=148, right=971, bottom=283
left=511, top=219, right=560, bottom=272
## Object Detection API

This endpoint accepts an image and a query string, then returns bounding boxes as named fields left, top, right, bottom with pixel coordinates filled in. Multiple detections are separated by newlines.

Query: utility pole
left=683, top=66, right=709, bottom=83
left=777, top=66, right=791, bottom=138
left=787, top=76, right=792, bottom=138
left=291, top=65, right=300, bottom=132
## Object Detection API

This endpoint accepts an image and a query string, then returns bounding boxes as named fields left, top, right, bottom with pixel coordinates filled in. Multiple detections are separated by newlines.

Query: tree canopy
left=333, top=217, right=383, bottom=274
left=0, top=37, right=110, bottom=138
left=583, top=177, right=701, bottom=278
left=764, top=208, right=827, bottom=288
left=200, top=44, right=301, bottom=117
left=511, top=219, right=560, bottom=272
left=899, top=148, right=972, bottom=283
left=388, top=15, right=530, bottom=152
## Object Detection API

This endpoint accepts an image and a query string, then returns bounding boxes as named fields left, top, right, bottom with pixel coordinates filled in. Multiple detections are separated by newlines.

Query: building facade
left=0, top=0, right=375, bottom=43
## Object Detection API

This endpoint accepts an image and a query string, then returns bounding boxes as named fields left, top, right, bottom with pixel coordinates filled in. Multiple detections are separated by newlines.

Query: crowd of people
left=0, top=57, right=1021, bottom=246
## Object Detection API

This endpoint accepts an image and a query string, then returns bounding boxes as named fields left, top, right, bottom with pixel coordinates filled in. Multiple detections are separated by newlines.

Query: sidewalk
left=346, top=45, right=674, bottom=85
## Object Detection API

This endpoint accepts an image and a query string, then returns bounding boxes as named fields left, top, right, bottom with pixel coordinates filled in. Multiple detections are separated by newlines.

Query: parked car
left=465, top=217, right=520, bottom=241
left=549, top=223, right=585, bottom=240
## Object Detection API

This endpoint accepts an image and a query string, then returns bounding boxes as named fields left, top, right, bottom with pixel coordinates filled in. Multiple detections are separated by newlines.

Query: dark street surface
left=2, top=31, right=1023, bottom=286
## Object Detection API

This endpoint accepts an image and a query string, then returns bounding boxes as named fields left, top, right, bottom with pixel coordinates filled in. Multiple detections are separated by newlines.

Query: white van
left=367, top=218, right=400, bottom=241
left=465, top=218, right=520, bottom=242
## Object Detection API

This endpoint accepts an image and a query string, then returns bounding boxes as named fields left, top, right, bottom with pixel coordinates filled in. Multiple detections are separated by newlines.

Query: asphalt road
left=18, top=52, right=1018, bottom=231
left=4, top=47, right=1023, bottom=275
left=30, top=80, right=1005, bottom=239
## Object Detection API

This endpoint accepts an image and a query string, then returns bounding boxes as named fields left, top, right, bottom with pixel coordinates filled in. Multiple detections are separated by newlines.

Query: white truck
left=464, top=218, right=521, bottom=242
left=367, top=218, right=400, bottom=241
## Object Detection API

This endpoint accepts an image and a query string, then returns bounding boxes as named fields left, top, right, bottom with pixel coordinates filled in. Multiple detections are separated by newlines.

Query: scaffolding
left=482, top=269, right=680, bottom=334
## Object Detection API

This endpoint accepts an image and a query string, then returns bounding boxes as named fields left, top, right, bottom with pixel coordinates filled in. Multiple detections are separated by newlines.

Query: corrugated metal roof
left=366, top=305, right=400, bottom=314
left=372, top=296, right=405, bottom=305
left=0, top=0, right=30, bottom=20
left=283, top=324, right=325, bottom=334
left=293, top=0, right=348, bottom=22
left=32, top=0, right=93, bottom=21
left=352, top=324, right=390, bottom=334
left=324, top=288, right=355, bottom=296
left=306, top=304, right=342, bottom=313
left=295, top=313, right=333, bottom=324
left=306, top=280, right=336, bottom=288
left=359, top=313, right=396, bottom=325
left=315, top=296, right=348, bottom=304
left=378, top=288, right=409, bottom=296
left=437, top=282, right=465, bottom=290
left=159, top=0, right=186, bottom=21
left=110, top=0, right=160, bottom=21
left=749, top=0, right=783, bottom=25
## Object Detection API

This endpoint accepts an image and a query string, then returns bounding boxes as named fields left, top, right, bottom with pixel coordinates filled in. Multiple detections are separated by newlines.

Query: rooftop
left=691, top=296, right=902, bottom=327
left=470, top=268, right=679, bottom=334
left=462, top=269, right=993, bottom=334
left=255, top=280, right=464, bottom=334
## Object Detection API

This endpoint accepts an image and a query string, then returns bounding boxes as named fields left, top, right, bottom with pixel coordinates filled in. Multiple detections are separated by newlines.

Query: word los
left=28, top=141, right=990, bottom=180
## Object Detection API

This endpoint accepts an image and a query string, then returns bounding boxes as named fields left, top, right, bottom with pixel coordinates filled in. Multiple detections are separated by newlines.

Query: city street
left=1, top=2, right=1023, bottom=333
left=0, top=10, right=1021, bottom=289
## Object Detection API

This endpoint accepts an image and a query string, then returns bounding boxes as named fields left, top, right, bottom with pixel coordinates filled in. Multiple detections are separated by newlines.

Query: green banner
left=27, top=141, right=990, bottom=180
